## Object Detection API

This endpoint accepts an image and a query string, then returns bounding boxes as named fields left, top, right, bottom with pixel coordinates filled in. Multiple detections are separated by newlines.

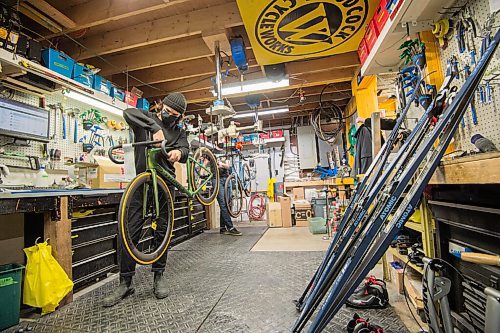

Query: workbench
left=0, top=188, right=207, bottom=305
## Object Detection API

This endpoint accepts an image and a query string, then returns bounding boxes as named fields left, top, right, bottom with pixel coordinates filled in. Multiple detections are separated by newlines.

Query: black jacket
left=123, top=108, right=189, bottom=174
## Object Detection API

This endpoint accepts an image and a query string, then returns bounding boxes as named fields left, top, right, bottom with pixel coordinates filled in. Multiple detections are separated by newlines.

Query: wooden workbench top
left=430, top=152, right=500, bottom=185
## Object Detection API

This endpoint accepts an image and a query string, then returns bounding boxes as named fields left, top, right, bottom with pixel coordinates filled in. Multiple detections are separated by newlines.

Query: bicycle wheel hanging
left=189, top=147, right=219, bottom=205
left=225, top=173, right=244, bottom=218
left=242, top=163, right=253, bottom=197
left=118, top=172, right=174, bottom=265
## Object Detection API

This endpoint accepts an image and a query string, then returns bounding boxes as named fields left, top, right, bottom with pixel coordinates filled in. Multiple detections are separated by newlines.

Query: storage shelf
left=0, top=47, right=128, bottom=116
left=189, top=137, right=216, bottom=149
left=388, top=247, right=423, bottom=274
left=405, top=221, right=423, bottom=233
left=361, top=0, right=457, bottom=76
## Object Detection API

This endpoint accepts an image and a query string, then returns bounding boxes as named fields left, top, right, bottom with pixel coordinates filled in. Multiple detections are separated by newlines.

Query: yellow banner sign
left=237, top=0, right=378, bottom=64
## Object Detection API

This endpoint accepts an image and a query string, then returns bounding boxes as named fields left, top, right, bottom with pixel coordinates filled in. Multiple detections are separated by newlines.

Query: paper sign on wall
left=236, top=0, right=378, bottom=65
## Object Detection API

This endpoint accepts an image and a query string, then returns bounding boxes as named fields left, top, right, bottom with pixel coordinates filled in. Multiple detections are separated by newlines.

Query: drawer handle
left=71, top=235, right=79, bottom=239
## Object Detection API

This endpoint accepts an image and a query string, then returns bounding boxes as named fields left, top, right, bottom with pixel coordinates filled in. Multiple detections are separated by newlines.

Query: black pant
left=119, top=182, right=175, bottom=278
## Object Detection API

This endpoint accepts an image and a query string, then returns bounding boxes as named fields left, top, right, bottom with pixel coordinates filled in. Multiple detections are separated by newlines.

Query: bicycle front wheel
left=225, top=173, right=244, bottom=218
left=189, top=147, right=219, bottom=205
left=118, top=172, right=174, bottom=265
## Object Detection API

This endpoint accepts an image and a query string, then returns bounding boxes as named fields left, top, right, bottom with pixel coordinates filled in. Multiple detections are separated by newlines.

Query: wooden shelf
left=361, top=0, right=456, bottom=76
left=0, top=48, right=128, bottom=116
left=405, top=221, right=423, bottom=232
left=388, top=247, right=423, bottom=274
left=429, top=152, right=500, bottom=185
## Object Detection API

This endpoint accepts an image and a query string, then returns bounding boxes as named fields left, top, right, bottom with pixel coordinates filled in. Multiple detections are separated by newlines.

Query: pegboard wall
left=438, top=0, right=500, bottom=152
left=0, top=90, right=128, bottom=171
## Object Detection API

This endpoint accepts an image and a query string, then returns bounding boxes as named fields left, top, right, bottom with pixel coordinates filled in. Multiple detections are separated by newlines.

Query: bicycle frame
left=145, top=148, right=215, bottom=216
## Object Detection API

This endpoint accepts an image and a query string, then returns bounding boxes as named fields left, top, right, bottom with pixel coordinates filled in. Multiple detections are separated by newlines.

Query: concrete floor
left=250, top=225, right=424, bottom=332
left=251, top=227, right=330, bottom=252
left=7, top=225, right=416, bottom=333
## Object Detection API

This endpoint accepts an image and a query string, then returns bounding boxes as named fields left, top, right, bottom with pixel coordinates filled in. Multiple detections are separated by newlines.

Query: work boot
left=103, top=276, right=134, bottom=307
left=223, top=228, right=242, bottom=236
left=153, top=272, right=168, bottom=299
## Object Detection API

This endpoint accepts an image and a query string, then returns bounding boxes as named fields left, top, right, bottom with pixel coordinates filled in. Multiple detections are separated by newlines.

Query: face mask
left=161, top=112, right=180, bottom=127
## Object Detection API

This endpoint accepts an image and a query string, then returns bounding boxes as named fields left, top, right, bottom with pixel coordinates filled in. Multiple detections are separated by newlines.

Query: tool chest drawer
left=72, top=235, right=116, bottom=263
left=71, top=221, right=118, bottom=246
left=72, top=250, right=117, bottom=288
left=72, top=206, right=117, bottom=229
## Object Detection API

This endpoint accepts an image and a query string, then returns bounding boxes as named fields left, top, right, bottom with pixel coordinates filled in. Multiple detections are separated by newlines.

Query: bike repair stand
left=422, top=257, right=454, bottom=333
left=322, top=186, right=330, bottom=241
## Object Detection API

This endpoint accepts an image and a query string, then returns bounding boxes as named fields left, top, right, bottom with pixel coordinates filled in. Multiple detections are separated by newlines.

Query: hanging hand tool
left=62, top=108, right=67, bottom=140
left=464, top=65, right=478, bottom=125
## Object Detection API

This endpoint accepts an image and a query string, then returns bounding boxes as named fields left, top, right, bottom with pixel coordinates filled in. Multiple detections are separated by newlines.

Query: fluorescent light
left=212, top=78, right=289, bottom=97
left=233, top=107, right=289, bottom=119
left=63, top=90, right=124, bottom=116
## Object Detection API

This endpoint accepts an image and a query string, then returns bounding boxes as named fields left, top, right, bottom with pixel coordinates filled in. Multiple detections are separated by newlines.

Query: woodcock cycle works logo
left=255, top=0, right=369, bottom=57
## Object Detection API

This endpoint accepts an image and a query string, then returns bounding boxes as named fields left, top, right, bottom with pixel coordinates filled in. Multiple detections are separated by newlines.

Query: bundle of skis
left=292, top=29, right=499, bottom=333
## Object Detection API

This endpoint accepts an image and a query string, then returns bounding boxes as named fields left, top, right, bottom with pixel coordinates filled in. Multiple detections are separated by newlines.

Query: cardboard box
left=295, top=219, right=309, bottom=227
left=86, top=156, right=129, bottom=189
left=0, top=214, right=24, bottom=265
left=292, top=187, right=305, bottom=200
left=266, top=202, right=282, bottom=228
left=278, top=196, right=292, bottom=228
left=174, top=162, right=188, bottom=187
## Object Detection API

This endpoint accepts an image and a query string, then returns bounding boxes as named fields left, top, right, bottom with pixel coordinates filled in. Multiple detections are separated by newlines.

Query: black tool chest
left=70, top=190, right=207, bottom=290
left=430, top=184, right=500, bottom=332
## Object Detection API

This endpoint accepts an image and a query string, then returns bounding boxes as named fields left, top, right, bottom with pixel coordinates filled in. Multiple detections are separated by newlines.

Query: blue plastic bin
left=41, top=48, right=75, bottom=78
left=0, top=264, right=24, bottom=331
left=136, top=98, right=150, bottom=110
left=111, top=87, right=125, bottom=102
left=72, top=63, right=94, bottom=87
left=93, top=75, right=112, bottom=95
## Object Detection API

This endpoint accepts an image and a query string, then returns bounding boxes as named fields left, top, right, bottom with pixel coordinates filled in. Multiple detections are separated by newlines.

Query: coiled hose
left=248, top=193, right=266, bottom=220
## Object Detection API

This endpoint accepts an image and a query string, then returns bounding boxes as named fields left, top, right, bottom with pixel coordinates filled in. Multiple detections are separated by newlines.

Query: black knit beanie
left=162, top=92, right=187, bottom=114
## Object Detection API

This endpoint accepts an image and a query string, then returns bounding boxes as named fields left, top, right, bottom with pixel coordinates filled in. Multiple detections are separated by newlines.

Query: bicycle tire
left=225, top=173, right=244, bottom=218
left=189, top=147, right=219, bottom=206
left=118, top=172, right=174, bottom=265
left=242, top=163, right=252, bottom=197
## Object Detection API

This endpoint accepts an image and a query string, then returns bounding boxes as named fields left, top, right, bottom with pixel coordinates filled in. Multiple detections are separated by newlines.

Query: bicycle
left=108, top=140, right=219, bottom=265
left=224, top=150, right=253, bottom=218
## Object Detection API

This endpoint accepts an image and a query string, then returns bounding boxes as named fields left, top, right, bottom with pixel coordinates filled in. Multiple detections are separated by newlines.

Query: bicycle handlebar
left=108, top=140, right=174, bottom=165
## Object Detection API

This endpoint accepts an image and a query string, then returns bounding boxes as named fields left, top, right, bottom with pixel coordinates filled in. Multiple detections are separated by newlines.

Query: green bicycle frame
left=144, top=148, right=214, bottom=217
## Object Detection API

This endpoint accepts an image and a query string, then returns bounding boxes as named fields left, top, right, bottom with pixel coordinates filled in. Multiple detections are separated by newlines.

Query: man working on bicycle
left=103, top=92, right=189, bottom=307
left=217, top=157, right=242, bottom=236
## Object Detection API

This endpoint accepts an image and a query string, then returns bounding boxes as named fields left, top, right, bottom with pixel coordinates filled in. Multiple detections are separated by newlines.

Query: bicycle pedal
left=151, top=221, right=157, bottom=230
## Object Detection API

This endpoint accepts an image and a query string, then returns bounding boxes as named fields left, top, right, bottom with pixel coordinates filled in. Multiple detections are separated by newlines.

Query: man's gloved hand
left=167, top=149, right=182, bottom=163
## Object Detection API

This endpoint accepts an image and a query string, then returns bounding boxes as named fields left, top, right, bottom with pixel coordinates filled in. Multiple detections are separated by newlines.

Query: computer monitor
left=0, top=97, right=50, bottom=143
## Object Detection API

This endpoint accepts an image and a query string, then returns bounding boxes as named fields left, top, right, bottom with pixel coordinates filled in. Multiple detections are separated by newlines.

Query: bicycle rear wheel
left=189, top=147, right=219, bottom=205
left=118, top=172, right=174, bottom=265
left=225, top=173, right=244, bottom=218
left=242, top=163, right=252, bottom=197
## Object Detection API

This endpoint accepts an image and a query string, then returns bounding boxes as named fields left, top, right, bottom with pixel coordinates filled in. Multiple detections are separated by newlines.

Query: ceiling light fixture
left=212, top=78, right=290, bottom=97
left=62, top=90, right=124, bottom=116
left=232, top=107, right=289, bottom=119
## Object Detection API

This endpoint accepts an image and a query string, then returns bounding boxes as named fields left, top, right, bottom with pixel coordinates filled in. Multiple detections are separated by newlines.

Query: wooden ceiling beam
left=48, top=0, right=191, bottom=36
left=109, top=51, right=259, bottom=88
left=285, top=52, right=360, bottom=73
left=25, top=0, right=76, bottom=29
left=145, top=66, right=356, bottom=103
left=149, top=68, right=356, bottom=103
left=181, top=82, right=352, bottom=105
left=186, top=90, right=351, bottom=113
left=67, top=2, right=243, bottom=60
left=95, top=38, right=212, bottom=77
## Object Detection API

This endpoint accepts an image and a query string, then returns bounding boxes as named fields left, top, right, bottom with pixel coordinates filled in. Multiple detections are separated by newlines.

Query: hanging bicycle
left=224, top=150, right=254, bottom=218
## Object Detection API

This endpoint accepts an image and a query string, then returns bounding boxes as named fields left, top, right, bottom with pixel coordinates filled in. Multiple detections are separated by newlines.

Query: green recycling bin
left=0, top=263, right=24, bottom=331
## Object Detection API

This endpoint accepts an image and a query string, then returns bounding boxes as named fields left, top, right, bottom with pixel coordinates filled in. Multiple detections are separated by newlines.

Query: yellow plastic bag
left=23, top=241, right=73, bottom=315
